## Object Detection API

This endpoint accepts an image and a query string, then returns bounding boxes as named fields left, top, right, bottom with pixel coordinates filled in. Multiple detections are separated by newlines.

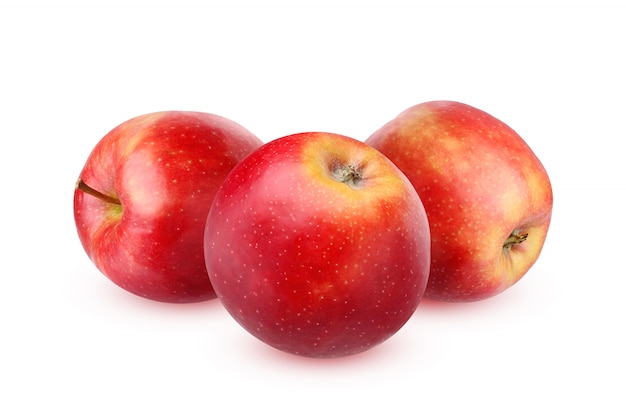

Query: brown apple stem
left=75, top=179, right=121, bottom=205
left=503, top=231, right=528, bottom=249
left=332, top=164, right=363, bottom=187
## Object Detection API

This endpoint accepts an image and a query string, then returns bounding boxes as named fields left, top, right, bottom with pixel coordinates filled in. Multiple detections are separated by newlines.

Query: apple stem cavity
left=76, top=179, right=121, bottom=205
left=332, top=164, right=363, bottom=188
left=503, top=230, right=529, bottom=249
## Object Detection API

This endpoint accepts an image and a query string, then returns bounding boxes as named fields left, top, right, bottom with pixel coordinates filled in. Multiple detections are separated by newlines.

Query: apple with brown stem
left=74, top=111, right=263, bottom=303
left=366, top=101, right=553, bottom=302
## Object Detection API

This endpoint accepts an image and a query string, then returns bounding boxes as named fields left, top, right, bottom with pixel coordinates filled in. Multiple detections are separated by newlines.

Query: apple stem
left=503, top=231, right=528, bottom=249
left=75, top=179, right=121, bottom=205
left=332, top=164, right=363, bottom=187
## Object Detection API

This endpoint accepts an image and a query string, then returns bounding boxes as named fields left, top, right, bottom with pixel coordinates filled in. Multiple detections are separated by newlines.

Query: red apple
left=74, top=111, right=263, bottom=303
left=204, top=132, right=431, bottom=358
left=366, top=101, right=553, bottom=302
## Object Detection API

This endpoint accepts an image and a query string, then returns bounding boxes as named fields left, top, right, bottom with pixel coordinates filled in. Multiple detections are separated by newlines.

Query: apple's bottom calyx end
left=331, top=164, right=363, bottom=188
left=503, top=231, right=528, bottom=249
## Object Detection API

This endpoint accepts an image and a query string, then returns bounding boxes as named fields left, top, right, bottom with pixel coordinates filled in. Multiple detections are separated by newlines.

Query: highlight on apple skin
left=74, top=111, right=263, bottom=303
left=204, top=132, right=431, bottom=357
left=366, top=101, right=553, bottom=302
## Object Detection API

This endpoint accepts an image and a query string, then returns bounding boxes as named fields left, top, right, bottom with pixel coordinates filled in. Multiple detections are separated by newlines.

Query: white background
left=1, top=0, right=624, bottom=416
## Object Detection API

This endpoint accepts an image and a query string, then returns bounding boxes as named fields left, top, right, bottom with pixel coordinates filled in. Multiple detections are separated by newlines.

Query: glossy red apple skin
left=74, top=111, right=263, bottom=303
left=204, top=132, right=431, bottom=358
left=366, top=101, right=553, bottom=302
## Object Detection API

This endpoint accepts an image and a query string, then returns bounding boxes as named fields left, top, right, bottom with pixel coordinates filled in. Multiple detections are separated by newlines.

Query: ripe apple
left=74, top=111, right=263, bottom=303
left=366, top=101, right=553, bottom=302
left=204, top=132, right=431, bottom=358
